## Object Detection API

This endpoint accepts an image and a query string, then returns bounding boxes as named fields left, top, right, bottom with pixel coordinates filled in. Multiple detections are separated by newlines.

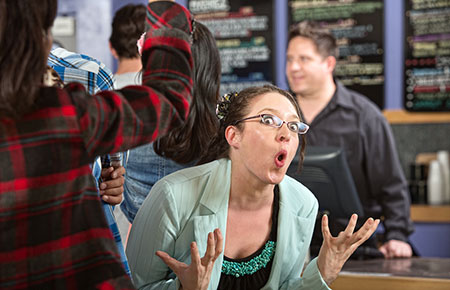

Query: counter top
left=339, top=258, right=450, bottom=279
left=410, top=205, right=450, bottom=223
left=383, top=109, right=450, bottom=124
left=331, top=258, right=450, bottom=290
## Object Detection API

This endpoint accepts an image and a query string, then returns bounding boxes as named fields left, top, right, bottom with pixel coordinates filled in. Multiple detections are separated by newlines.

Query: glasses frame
left=233, top=113, right=309, bottom=134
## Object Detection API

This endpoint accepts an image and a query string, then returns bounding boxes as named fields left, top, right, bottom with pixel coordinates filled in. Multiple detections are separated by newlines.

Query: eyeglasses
left=233, top=114, right=309, bottom=134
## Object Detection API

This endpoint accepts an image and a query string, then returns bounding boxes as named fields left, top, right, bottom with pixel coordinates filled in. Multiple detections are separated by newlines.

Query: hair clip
left=216, top=92, right=238, bottom=121
left=190, top=19, right=197, bottom=44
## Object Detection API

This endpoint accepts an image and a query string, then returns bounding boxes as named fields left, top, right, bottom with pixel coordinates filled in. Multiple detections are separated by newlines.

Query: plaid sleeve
left=65, top=1, right=193, bottom=159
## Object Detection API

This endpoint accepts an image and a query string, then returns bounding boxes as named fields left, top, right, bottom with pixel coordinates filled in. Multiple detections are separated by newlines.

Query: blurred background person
left=109, top=3, right=146, bottom=89
left=285, top=20, right=414, bottom=259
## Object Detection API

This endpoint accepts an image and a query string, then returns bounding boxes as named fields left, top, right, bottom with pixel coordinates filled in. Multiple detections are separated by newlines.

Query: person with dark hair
left=121, top=21, right=221, bottom=223
left=286, top=20, right=414, bottom=259
left=126, top=84, right=379, bottom=290
left=109, top=3, right=146, bottom=89
left=0, top=0, right=194, bottom=288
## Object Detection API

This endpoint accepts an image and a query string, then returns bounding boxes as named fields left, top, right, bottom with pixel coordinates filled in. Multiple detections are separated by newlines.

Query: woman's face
left=229, top=92, right=300, bottom=185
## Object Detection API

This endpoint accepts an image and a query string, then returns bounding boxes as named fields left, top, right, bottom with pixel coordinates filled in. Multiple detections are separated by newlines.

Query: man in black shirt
left=286, top=20, right=414, bottom=259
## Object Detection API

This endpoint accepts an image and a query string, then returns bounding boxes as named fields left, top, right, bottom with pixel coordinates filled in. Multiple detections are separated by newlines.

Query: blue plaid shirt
left=47, top=48, right=130, bottom=277
left=47, top=48, right=115, bottom=94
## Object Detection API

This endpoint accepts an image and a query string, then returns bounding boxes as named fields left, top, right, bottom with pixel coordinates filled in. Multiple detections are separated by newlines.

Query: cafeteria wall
left=56, top=0, right=403, bottom=109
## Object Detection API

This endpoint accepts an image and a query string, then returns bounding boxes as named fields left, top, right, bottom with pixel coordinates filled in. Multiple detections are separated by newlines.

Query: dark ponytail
left=153, top=21, right=221, bottom=164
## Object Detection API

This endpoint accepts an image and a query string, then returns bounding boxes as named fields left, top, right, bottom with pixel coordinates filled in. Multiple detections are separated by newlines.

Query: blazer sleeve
left=126, top=179, right=181, bottom=290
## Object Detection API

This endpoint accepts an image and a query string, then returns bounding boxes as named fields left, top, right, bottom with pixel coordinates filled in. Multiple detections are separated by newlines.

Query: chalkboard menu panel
left=404, top=0, right=450, bottom=111
left=187, top=0, right=274, bottom=95
left=288, top=0, right=385, bottom=109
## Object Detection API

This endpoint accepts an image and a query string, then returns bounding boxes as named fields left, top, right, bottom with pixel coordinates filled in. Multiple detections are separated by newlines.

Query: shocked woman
left=126, top=85, right=379, bottom=290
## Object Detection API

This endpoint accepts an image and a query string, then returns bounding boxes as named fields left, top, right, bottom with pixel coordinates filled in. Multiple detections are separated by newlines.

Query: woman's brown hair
left=198, top=84, right=306, bottom=170
left=0, top=0, right=57, bottom=118
left=153, top=21, right=221, bottom=164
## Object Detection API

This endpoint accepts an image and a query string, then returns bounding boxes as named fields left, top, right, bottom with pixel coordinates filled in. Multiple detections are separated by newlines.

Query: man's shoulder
left=337, top=82, right=384, bottom=120
left=49, top=48, right=100, bottom=71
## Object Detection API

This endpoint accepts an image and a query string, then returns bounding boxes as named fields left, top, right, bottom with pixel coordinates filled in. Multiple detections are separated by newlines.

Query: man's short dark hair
left=288, top=20, right=338, bottom=59
left=109, top=4, right=146, bottom=59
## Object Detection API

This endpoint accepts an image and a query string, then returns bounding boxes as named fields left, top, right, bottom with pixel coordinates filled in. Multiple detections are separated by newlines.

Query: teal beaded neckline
left=221, top=240, right=276, bottom=277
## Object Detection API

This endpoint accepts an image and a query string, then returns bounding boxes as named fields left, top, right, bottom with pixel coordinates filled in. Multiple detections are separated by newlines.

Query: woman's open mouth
left=274, top=150, right=287, bottom=168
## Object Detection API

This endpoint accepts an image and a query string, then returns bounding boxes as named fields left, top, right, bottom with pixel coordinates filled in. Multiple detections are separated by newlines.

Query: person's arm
left=281, top=216, right=378, bottom=289
left=316, top=214, right=379, bottom=285
left=126, top=180, right=181, bottom=290
left=363, top=113, right=414, bottom=257
left=126, top=179, right=222, bottom=290
left=67, top=0, right=193, bottom=160
left=156, top=229, right=222, bottom=290
left=279, top=257, right=330, bottom=290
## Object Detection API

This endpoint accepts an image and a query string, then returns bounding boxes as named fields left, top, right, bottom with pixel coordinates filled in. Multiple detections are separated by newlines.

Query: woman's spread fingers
left=352, top=218, right=378, bottom=246
left=214, top=228, right=223, bottom=260
left=321, top=214, right=332, bottom=240
left=203, top=232, right=216, bottom=262
left=190, top=241, right=202, bottom=266
left=156, top=251, right=185, bottom=274
left=343, top=214, right=358, bottom=238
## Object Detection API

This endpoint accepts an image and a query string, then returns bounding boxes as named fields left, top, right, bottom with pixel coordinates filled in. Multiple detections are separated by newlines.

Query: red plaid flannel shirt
left=0, top=2, right=193, bottom=289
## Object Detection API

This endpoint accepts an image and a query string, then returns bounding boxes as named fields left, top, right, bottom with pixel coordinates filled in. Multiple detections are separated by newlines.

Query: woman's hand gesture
left=156, top=228, right=223, bottom=290
left=316, top=214, right=379, bottom=285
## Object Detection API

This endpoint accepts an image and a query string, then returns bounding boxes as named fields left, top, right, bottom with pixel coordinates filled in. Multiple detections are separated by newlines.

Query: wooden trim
left=383, top=109, right=450, bottom=124
left=410, top=205, right=450, bottom=223
left=331, top=274, right=450, bottom=290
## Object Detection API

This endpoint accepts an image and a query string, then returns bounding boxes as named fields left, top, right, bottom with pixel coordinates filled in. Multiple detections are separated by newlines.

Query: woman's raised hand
left=156, top=228, right=223, bottom=290
left=316, top=214, right=379, bottom=285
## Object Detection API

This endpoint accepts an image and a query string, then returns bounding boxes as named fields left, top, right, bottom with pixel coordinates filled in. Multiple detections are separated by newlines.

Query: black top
left=299, top=80, right=413, bottom=243
left=217, top=186, right=279, bottom=290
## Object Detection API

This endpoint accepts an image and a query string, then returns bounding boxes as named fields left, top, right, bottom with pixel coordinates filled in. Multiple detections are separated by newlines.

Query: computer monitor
left=287, top=146, right=364, bottom=219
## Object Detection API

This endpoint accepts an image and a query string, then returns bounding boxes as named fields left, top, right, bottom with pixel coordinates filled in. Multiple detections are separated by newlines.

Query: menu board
left=288, top=0, right=385, bottom=109
left=187, top=0, right=274, bottom=95
left=404, top=0, right=450, bottom=111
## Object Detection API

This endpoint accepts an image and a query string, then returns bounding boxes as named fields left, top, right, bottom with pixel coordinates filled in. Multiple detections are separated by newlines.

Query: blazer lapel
left=193, top=159, right=231, bottom=290
left=262, top=183, right=311, bottom=289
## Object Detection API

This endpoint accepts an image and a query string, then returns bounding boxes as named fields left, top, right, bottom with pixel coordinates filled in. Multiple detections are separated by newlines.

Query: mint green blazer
left=126, top=158, right=330, bottom=290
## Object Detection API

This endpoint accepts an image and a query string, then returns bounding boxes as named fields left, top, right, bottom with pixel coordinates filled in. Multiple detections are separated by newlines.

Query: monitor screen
left=287, top=146, right=364, bottom=219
